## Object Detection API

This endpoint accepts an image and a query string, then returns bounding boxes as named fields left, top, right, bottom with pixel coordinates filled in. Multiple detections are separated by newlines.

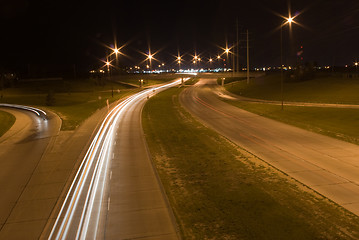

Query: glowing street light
left=113, top=48, right=120, bottom=72
left=175, top=52, right=183, bottom=71
left=145, top=50, right=154, bottom=70
left=222, top=44, right=232, bottom=70
left=192, top=54, right=200, bottom=68
left=104, top=58, right=112, bottom=77
left=177, top=57, right=182, bottom=71
left=208, top=58, right=213, bottom=69
left=287, top=17, right=293, bottom=24
left=280, top=13, right=298, bottom=110
left=109, top=43, right=126, bottom=74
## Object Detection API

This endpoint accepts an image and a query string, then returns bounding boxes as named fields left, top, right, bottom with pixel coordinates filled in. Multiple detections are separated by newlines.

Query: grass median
left=142, top=87, right=359, bottom=239
left=226, top=73, right=359, bottom=104
left=223, top=73, right=359, bottom=145
left=0, top=110, right=15, bottom=137
left=224, top=101, right=359, bottom=145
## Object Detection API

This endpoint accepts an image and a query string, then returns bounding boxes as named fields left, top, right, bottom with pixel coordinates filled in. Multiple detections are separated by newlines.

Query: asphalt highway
left=48, top=80, right=184, bottom=240
left=180, top=78, right=359, bottom=215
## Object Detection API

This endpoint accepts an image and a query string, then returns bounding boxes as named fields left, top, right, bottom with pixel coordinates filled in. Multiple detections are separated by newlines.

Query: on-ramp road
left=0, top=105, right=61, bottom=238
left=180, top=78, right=359, bottom=215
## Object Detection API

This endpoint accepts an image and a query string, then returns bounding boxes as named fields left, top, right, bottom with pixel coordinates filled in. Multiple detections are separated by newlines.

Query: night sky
left=1, top=0, right=359, bottom=74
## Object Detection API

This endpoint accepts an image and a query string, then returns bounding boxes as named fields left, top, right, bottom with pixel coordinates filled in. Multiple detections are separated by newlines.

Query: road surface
left=180, top=78, right=359, bottom=215
left=0, top=105, right=61, bottom=238
left=48, top=80, right=183, bottom=239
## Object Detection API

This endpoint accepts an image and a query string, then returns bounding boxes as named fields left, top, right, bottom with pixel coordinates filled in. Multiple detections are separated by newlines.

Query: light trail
left=0, top=103, right=47, bottom=119
left=48, top=78, right=188, bottom=240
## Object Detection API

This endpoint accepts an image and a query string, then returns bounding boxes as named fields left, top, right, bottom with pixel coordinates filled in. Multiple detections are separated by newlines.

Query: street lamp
left=193, top=54, right=199, bottom=68
left=280, top=15, right=297, bottom=110
left=217, top=55, right=222, bottom=69
left=111, top=45, right=122, bottom=75
left=105, top=60, right=111, bottom=73
left=224, top=45, right=231, bottom=71
left=177, top=56, right=182, bottom=71
left=147, top=52, right=153, bottom=70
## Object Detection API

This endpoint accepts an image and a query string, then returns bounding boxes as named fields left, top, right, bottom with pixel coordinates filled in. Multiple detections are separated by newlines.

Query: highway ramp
left=180, top=78, right=359, bottom=215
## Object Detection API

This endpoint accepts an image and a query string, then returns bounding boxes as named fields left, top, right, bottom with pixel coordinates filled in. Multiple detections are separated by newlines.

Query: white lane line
left=107, top=197, right=111, bottom=211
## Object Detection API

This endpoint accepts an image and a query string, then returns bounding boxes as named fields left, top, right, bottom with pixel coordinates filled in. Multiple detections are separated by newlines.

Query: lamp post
left=280, top=16, right=293, bottom=110
left=217, top=55, right=222, bottom=69
left=225, top=47, right=230, bottom=71
left=177, top=56, right=181, bottom=72
left=106, top=60, right=111, bottom=76
left=148, top=53, right=153, bottom=70
left=113, top=48, right=119, bottom=75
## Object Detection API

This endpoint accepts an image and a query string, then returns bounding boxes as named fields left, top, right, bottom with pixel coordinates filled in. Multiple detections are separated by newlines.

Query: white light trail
left=48, top=78, right=188, bottom=240
left=0, top=103, right=47, bottom=118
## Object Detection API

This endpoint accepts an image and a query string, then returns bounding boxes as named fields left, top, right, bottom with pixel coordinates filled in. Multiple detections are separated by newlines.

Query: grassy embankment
left=216, top=76, right=247, bottom=85
left=142, top=87, right=359, bottom=239
left=0, top=110, right=16, bottom=137
left=0, top=74, right=175, bottom=130
left=224, top=73, right=359, bottom=144
left=113, top=73, right=181, bottom=87
left=225, top=73, right=359, bottom=104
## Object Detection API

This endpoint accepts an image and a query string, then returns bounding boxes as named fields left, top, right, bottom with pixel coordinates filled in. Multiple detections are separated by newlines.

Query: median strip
left=142, top=87, right=359, bottom=239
